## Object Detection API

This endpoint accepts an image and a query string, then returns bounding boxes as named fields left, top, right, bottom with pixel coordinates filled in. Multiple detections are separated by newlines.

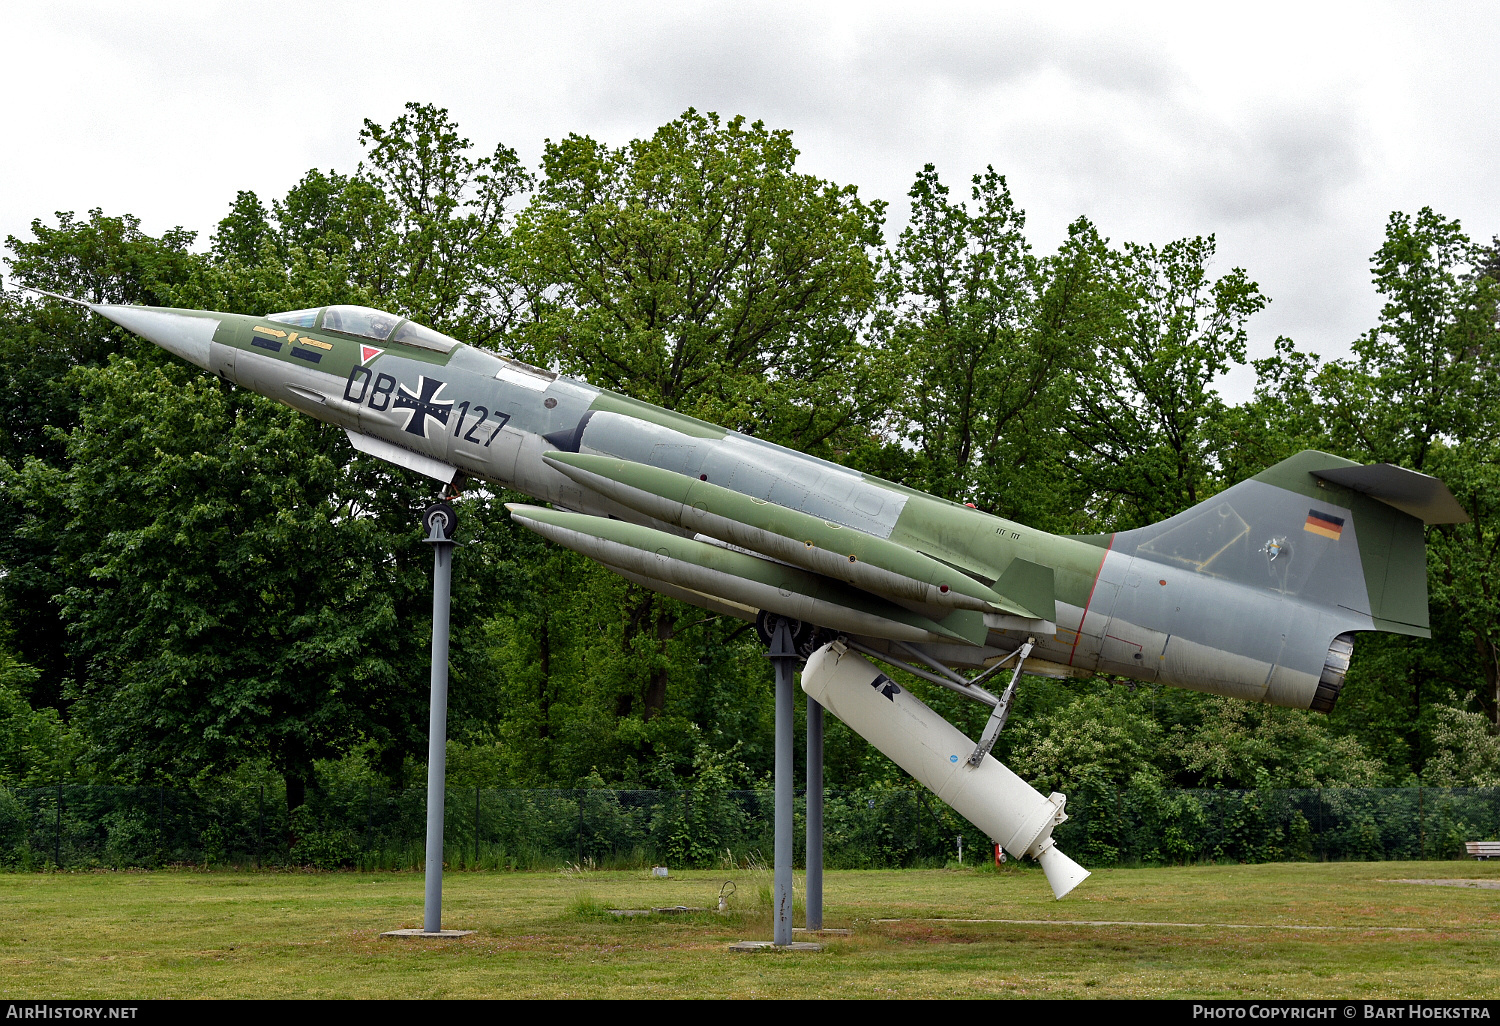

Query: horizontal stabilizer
left=1311, top=463, right=1469, bottom=524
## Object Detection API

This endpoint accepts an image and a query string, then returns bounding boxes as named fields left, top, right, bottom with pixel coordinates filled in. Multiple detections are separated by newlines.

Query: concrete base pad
left=728, top=940, right=824, bottom=952
left=380, top=928, right=476, bottom=939
left=1390, top=878, right=1500, bottom=889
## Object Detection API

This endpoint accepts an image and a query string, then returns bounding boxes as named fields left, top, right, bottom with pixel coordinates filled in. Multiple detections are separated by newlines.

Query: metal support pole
left=422, top=506, right=457, bottom=934
left=770, top=620, right=797, bottom=946
left=1418, top=782, right=1425, bottom=860
left=806, top=696, right=824, bottom=932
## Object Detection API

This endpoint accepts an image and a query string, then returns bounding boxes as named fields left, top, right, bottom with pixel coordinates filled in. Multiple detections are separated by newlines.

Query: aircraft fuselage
left=92, top=302, right=1435, bottom=714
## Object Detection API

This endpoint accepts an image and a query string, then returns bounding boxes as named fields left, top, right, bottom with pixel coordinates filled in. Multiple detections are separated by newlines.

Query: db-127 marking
left=343, top=367, right=509, bottom=445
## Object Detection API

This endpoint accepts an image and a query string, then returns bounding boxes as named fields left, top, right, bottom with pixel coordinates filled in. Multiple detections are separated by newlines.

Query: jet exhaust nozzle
left=1035, top=838, right=1090, bottom=899
left=800, top=643, right=1088, bottom=899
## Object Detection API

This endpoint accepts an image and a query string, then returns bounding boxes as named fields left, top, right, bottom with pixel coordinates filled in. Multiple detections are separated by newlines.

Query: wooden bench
left=1465, top=841, right=1500, bottom=860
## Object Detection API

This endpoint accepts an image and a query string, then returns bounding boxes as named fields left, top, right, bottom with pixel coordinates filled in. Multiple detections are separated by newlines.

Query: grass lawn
left=2, top=861, right=1499, bottom=999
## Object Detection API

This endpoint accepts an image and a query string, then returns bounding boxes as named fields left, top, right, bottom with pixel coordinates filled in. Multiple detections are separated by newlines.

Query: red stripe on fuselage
left=1068, top=534, right=1115, bottom=667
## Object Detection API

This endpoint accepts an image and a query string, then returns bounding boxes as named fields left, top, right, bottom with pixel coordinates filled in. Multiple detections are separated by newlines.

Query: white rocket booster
left=800, top=642, right=1090, bottom=899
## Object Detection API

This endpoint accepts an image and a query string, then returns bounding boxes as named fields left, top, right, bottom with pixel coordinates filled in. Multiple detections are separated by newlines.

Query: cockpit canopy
left=266, top=304, right=459, bottom=353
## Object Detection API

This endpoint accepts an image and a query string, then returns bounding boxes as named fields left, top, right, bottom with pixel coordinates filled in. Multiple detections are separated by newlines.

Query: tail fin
left=1111, top=451, right=1465, bottom=639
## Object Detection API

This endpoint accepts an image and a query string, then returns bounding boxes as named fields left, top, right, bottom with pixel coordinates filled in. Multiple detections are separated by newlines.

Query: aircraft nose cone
left=92, top=305, right=219, bottom=371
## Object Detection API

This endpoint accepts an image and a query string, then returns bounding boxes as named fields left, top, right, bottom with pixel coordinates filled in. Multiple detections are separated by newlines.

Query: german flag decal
left=1304, top=509, right=1345, bottom=540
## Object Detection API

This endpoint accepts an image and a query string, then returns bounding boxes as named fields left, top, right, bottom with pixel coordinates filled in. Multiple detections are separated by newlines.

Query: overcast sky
left=3, top=1, right=1496, bottom=399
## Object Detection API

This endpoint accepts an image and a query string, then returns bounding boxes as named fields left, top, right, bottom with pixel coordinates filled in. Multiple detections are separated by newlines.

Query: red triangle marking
left=361, top=345, right=383, bottom=364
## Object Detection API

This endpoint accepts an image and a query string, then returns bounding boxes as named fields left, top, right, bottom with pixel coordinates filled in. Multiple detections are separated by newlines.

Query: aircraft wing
left=505, top=450, right=1055, bottom=649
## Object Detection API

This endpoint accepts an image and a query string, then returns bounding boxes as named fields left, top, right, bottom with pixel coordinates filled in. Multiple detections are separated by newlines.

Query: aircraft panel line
left=1068, top=534, right=1114, bottom=667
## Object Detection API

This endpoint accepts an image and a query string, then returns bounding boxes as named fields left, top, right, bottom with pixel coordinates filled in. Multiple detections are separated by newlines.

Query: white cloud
left=2, top=0, right=1496, bottom=401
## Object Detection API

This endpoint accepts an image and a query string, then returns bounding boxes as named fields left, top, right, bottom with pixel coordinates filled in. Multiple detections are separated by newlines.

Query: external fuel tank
left=800, top=642, right=1089, bottom=899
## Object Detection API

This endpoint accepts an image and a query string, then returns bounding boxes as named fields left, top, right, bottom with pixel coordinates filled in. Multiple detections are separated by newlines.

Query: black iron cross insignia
left=393, top=376, right=454, bottom=438
left=869, top=674, right=902, bottom=701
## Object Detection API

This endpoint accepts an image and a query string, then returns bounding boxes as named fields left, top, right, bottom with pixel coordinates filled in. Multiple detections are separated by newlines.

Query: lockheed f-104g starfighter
left=65, top=298, right=1467, bottom=897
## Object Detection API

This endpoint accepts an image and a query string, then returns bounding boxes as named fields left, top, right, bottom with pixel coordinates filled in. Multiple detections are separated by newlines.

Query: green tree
left=1317, top=209, right=1497, bottom=471
left=351, top=102, right=532, bottom=341
left=1064, top=235, right=1266, bottom=528
left=0, top=648, right=80, bottom=785
left=876, top=165, right=1071, bottom=510
left=196, top=103, right=530, bottom=345
left=480, top=543, right=781, bottom=786
left=1006, top=692, right=1165, bottom=794
left=1423, top=699, right=1500, bottom=786
left=5, top=208, right=197, bottom=307
left=514, top=108, right=888, bottom=451
left=210, top=190, right=276, bottom=267
left=1210, top=335, right=1327, bottom=486
left=17, top=356, right=498, bottom=808
left=1171, top=697, right=1382, bottom=788
left=1310, top=209, right=1500, bottom=732
left=508, top=109, right=888, bottom=729
left=0, top=211, right=202, bottom=705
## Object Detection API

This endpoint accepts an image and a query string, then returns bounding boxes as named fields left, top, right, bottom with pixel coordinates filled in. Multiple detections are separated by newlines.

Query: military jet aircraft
left=53, top=298, right=1467, bottom=896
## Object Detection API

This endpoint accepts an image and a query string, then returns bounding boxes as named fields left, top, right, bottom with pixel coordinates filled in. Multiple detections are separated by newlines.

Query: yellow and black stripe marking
left=251, top=326, right=284, bottom=353
left=253, top=325, right=329, bottom=362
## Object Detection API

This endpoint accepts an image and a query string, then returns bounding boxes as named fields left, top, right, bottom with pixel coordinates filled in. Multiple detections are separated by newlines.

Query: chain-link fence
left=0, top=785, right=956, bottom=871
left=2, top=783, right=1497, bottom=871
left=1053, top=784, right=1500, bottom=866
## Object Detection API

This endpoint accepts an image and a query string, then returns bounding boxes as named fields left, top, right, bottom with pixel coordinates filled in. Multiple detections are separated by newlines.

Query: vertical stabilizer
left=1104, top=451, right=1464, bottom=640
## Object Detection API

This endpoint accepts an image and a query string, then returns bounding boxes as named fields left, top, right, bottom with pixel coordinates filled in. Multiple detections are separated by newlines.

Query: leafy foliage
left=1007, top=692, right=1165, bottom=794
left=0, top=103, right=1497, bottom=809
left=513, top=109, right=887, bottom=453
left=1171, top=697, right=1382, bottom=789
left=1064, top=235, right=1267, bottom=527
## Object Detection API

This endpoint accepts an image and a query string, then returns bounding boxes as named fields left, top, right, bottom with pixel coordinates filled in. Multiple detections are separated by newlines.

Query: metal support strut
left=967, top=639, right=1033, bottom=767
left=768, top=619, right=798, bottom=946
left=422, top=503, right=457, bottom=934
left=846, top=639, right=1000, bottom=708
left=806, top=695, right=824, bottom=932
